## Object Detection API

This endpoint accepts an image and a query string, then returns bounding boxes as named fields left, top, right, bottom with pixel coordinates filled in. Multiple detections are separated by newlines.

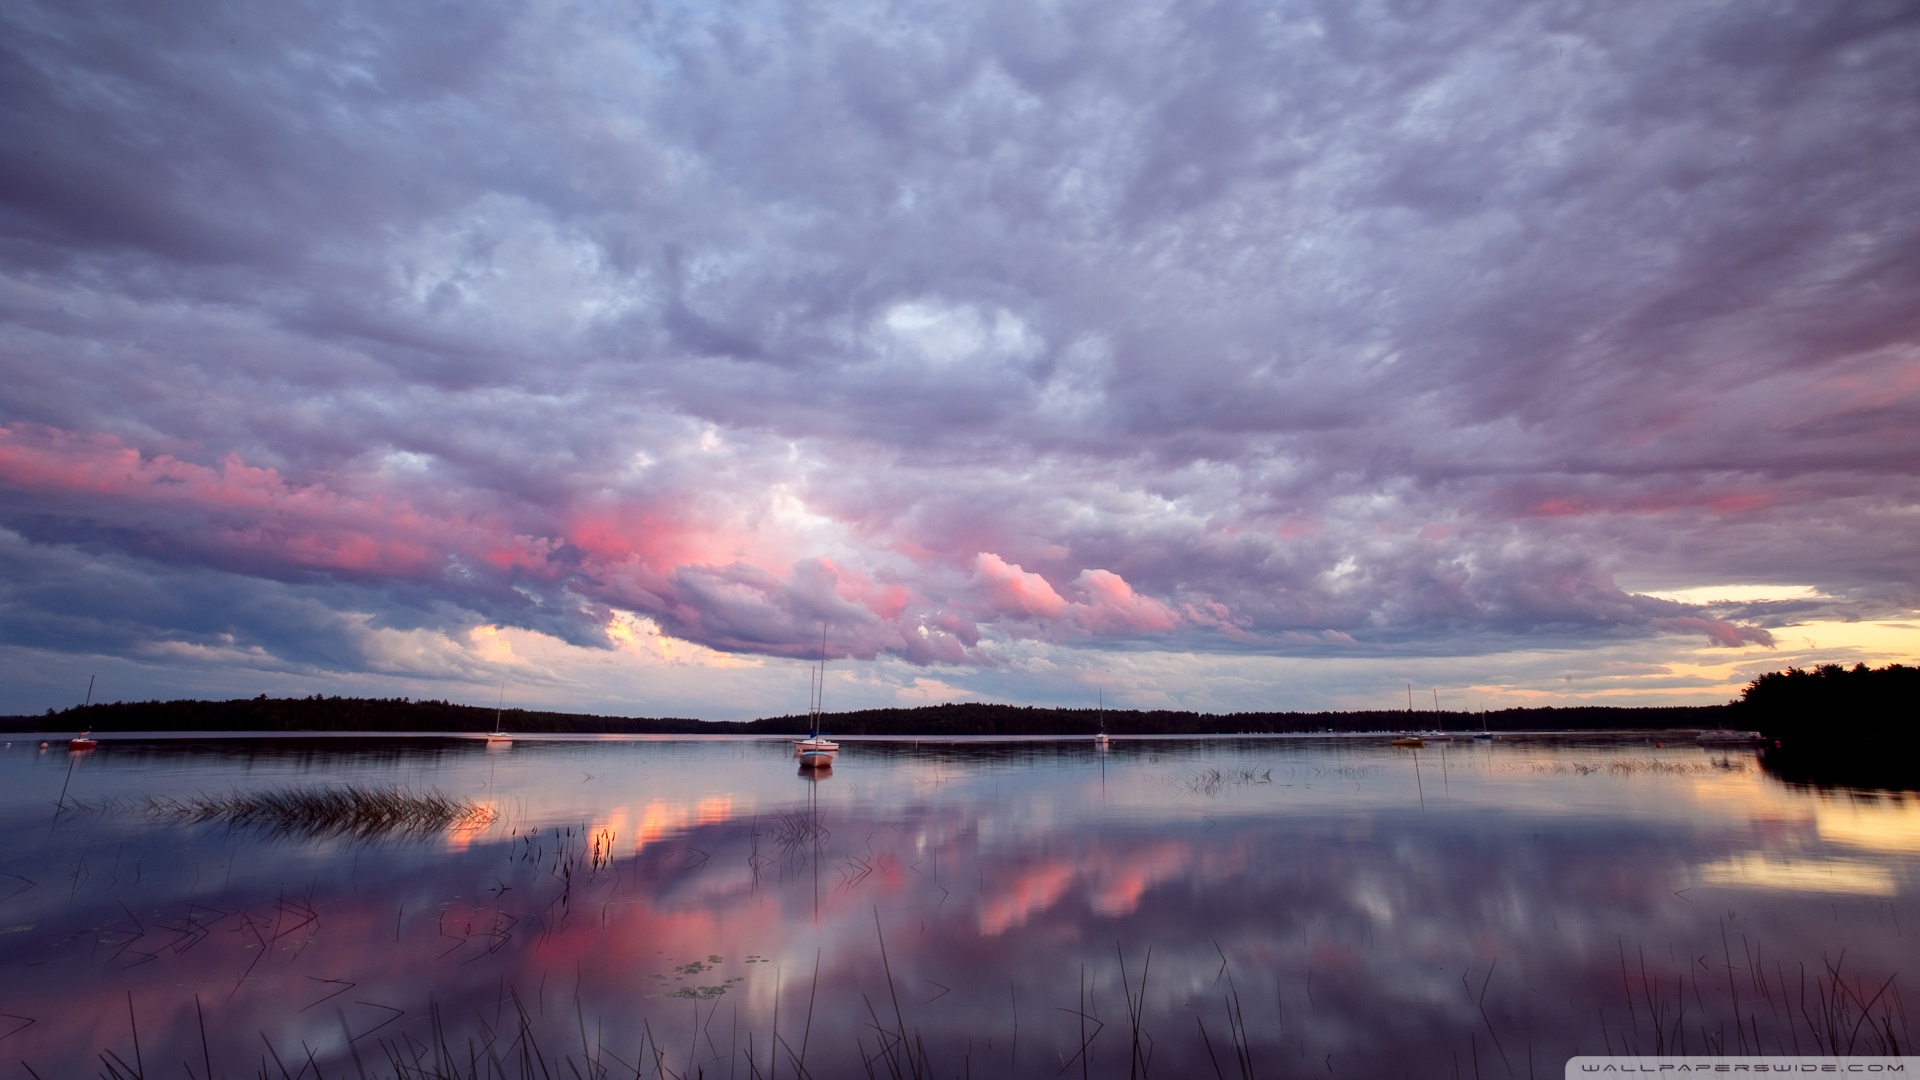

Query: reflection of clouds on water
left=1682, top=771, right=1920, bottom=864
left=5, top=737, right=1920, bottom=1075
left=978, top=861, right=1074, bottom=935
left=1814, top=795, right=1920, bottom=856
left=977, top=839, right=1206, bottom=934
left=1695, top=854, right=1896, bottom=896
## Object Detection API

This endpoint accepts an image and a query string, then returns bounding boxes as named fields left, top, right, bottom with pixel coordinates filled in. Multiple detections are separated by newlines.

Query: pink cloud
left=815, top=556, right=916, bottom=621
left=0, top=424, right=556, bottom=578
left=0, top=425, right=1490, bottom=666
left=973, top=552, right=1069, bottom=619
left=972, top=553, right=1191, bottom=637
left=1071, top=569, right=1179, bottom=632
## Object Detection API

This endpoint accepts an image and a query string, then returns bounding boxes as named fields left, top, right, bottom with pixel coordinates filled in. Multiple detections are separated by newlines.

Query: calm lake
left=1, top=733, right=1913, bottom=1078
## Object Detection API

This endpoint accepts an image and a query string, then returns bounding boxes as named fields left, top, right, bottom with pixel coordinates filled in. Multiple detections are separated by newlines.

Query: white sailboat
left=794, top=626, right=838, bottom=768
left=1094, top=688, right=1109, bottom=750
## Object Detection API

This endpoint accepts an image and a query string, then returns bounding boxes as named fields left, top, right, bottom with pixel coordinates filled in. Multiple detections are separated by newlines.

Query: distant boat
left=1094, top=689, right=1110, bottom=751
left=1391, top=684, right=1423, bottom=746
left=486, top=686, right=512, bottom=744
left=794, top=625, right=839, bottom=768
left=1432, top=689, right=1446, bottom=737
left=69, top=676, right=98, bottom=750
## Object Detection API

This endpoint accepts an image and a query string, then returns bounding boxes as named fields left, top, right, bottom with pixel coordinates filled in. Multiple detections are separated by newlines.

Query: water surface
left=1, top=733, right=1912, bottom=1077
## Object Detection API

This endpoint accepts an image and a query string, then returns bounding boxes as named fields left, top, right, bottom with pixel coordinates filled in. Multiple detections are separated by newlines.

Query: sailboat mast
left=810, top=622, right=828, bottom=735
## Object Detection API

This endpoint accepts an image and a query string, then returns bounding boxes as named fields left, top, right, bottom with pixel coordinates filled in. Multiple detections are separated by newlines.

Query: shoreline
left=4, top=726, right=1741, bottom=743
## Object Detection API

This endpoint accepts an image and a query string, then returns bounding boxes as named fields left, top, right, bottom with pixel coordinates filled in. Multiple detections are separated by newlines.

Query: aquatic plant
left=145, top=784, right=497, bottom=840
left=1180, top=767, right=1274, bottom=795
left=1514, top=757, right=1751, bottom=776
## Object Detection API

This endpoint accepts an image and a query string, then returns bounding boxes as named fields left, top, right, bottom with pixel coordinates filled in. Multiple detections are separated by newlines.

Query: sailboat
left=69, top=676, right=98, bottom=750
left=1391, top=682, right=1422, bottom=745
left=1421, top=688, right=1455, bottom=740
left=485, top=685, right=512, bottom=744
left=794, top=626, right=838, bottom=768
left=1094, top=689, right=1110, bottom=751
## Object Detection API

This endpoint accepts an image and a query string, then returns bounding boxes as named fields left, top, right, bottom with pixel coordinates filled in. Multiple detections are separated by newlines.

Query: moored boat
left=796, top=742, right=838, bottom=768
left=69, top=676, right=99, bottom=750
left=794, top=624, right=839, bottom=767
left=483, top=685, right=513, bottom=744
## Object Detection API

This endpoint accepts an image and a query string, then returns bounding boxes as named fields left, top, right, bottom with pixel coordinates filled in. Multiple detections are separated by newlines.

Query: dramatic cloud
left=1, top=0, right=1916, bottom=714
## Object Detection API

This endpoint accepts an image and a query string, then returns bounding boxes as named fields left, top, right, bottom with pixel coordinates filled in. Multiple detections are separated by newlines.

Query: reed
left=145, top=785, right=496, bottom=840
left=1513, top=758, right=1752, bottom=776
left=1181, top=767, right=1273, bottom=795
left=24, top=928, right=1908, bottom=1079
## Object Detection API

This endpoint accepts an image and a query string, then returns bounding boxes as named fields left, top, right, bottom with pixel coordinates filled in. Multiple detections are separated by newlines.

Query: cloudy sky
left=1, top=0, right=1915, bottom=720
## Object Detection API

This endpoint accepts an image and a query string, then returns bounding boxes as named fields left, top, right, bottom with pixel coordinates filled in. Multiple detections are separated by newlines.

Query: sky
left=1, top=0, right=1916, bottom=721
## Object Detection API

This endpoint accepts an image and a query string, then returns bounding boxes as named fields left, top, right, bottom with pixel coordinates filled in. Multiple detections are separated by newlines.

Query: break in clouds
left=1, top=0, right=1917, bottom=712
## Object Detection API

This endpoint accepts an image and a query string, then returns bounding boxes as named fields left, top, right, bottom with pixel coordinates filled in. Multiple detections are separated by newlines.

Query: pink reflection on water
left=6, top=739, right=1920, bottom=1077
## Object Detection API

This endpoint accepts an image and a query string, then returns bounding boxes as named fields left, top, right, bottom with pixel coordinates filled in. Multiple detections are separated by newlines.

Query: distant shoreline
left=1, top=695, right=1733, bottom=737
left=0, top=727, right=1725, bottom=741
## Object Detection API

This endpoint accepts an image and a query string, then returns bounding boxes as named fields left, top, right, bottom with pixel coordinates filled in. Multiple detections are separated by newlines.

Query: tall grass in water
left=35, top=905, right=1909, bottom=1079
left=146, top=785, right=496, bottom=840
left=1180, top=767, right=1273, bottom=795
left=54, top=939, right=1257, bottom=1080
left=1601, top=937, right=1908, bottom=1058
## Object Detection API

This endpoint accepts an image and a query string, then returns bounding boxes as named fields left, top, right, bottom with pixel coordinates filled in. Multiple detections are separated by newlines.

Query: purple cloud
left=3, top=0, right=1916, bottom=712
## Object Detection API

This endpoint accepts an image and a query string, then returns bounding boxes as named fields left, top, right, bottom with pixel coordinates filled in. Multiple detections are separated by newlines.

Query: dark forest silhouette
left=8, top=662, right=1909, bottom=744
left=7, top=693, right=1726, bottom=735
left=1733, top=662, right=1918, bottom=738
left=1742, top=662, right=1920, bottom=790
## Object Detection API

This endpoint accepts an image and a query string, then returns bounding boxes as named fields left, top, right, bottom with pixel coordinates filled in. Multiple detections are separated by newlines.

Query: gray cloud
left=2, top=0, right=1916, bottom=709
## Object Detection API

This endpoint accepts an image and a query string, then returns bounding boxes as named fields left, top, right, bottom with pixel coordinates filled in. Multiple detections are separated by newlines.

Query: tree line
left=7, top=693, right=1730, bottom=735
